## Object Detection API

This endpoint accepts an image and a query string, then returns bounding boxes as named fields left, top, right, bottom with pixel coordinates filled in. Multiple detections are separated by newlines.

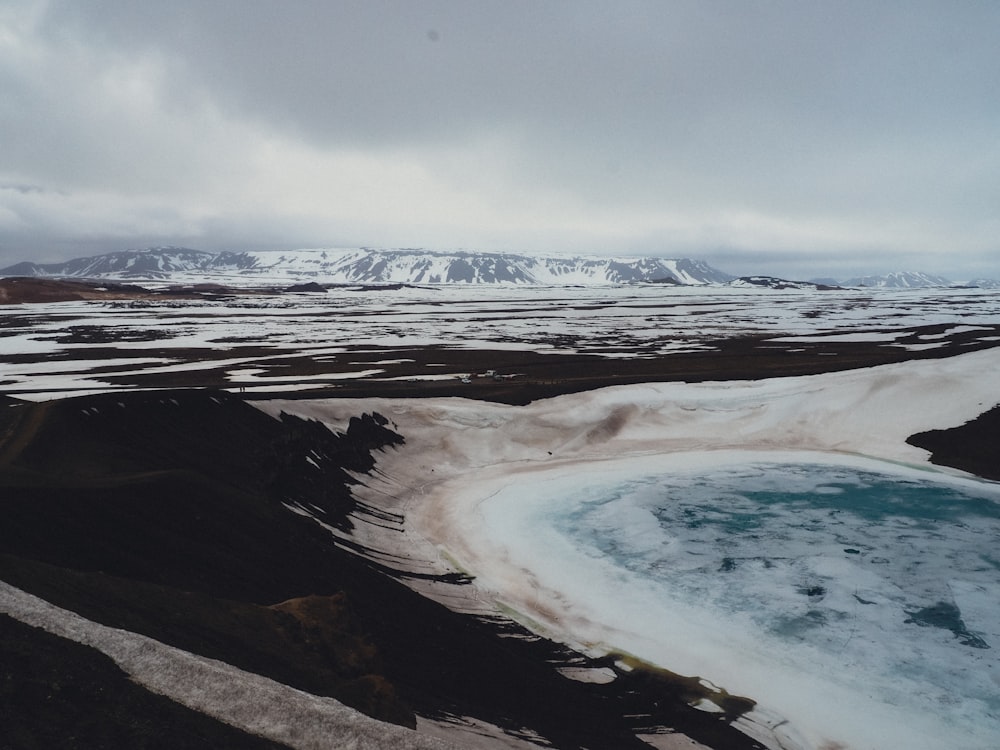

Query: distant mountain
left=1, top=247, right=218, bottom=279
left=2, top=247, right=735, bottom=286
left=966, top=278, right=1000, bottom=289
left=809, top=271, right=1000, bottom=289
left=8, top=248, right=991, bottom=289
left=808, top=277, right=841, bottom=288
left=731, top=276, right=839, bottom=290
left=840, top=271, right=953, bottom=289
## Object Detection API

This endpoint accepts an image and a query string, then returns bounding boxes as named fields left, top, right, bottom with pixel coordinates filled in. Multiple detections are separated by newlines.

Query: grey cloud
left=37, top=3, right=992, bottom=140
left=0, top=182, right=58, bottom=195
left=1, top=1, right=998, bottom=278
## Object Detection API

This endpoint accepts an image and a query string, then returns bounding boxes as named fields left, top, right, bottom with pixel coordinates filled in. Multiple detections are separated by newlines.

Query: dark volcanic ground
left=907, top=405, right=1000, bottom=481
left=1, top=390, right=768, bottom=750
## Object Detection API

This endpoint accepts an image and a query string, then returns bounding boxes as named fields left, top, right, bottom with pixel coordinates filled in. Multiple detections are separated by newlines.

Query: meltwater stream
left=474, top=452, right=1000, bottom=749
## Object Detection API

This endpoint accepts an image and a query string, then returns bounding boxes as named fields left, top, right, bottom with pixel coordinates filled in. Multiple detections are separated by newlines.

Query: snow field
left=3, top=285, right=999, bottom=399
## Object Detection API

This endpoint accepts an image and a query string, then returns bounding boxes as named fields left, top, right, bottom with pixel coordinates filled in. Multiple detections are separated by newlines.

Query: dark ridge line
left=907, top=404, right=1000, bottom=482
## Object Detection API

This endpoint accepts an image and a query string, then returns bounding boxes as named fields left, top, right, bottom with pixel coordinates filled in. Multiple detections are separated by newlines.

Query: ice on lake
left=264, top=350, right=1000, bottom=749
left=473, top=452, right=1000, bottom=750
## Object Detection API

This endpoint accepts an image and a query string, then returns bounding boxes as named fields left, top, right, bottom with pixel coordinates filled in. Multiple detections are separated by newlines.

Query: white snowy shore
left=264, top=346, right=1000, bottom=750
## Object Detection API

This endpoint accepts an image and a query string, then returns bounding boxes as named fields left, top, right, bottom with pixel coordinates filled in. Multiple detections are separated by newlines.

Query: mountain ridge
left=2, top=247, right=992, bottom=288
left=840, top=271, right=953, bottom=289
left=1, top=247, right=736, bottom=286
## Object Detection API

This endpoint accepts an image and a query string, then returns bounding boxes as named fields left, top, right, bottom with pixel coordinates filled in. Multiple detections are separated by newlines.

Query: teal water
left=546, top=461, right=1000, bottom=727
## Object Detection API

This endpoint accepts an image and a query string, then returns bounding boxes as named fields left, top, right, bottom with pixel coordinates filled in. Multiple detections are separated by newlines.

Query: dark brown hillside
left=0, top=276, right=161, bottom=304
left=907, top=405, right=1000, bottom=481
left=0, top=391, right=402, bottom=600
left=0, top=390, right=764, bottom=750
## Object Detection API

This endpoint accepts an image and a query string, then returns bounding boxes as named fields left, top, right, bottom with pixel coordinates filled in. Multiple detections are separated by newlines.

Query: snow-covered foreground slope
left=0, top=582, right=456, bottom=750
left=263, top=347, right=1000, bottom=750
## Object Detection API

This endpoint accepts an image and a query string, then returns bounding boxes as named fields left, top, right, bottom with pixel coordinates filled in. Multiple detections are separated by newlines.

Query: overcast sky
left=2, top=1, right=998, bottom=280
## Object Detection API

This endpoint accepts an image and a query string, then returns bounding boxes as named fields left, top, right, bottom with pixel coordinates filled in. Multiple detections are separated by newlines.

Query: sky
left=1, top=1, right=998, bottom=281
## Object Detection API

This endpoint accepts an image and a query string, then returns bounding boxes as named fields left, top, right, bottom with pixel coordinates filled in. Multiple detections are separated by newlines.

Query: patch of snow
left=890, top=341, right=949, bottom=351
left=769, top=332, right=903, bottom=342
left=554, top=666, right=617, bottom=684
left=0, top=582, right=457, bottom=750
left=3, top=286, right=999, bottom=398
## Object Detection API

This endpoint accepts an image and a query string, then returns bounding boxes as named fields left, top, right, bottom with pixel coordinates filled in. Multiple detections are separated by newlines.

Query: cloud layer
left=2, top=0, right=998, bottom=278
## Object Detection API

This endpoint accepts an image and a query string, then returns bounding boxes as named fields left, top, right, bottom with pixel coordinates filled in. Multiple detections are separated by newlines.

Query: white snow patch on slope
left=0, top=582, right=458, bottom=750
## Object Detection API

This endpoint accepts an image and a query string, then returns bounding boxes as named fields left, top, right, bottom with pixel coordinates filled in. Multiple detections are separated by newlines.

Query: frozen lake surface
left=470, top=452, right=1000, bottom=749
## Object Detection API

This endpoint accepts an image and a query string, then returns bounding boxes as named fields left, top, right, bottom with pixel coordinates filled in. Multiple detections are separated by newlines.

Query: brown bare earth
left=0, top=277, right=160, bottom=304
left=0, top=276, right=369, bottom=304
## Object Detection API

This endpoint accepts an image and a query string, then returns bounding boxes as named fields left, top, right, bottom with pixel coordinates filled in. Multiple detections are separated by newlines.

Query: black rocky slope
left=0, top=613, right=291, bottom=750
left=907, top=405, right=1000, bottom=481
left=0, top=390, right=764, bottom=750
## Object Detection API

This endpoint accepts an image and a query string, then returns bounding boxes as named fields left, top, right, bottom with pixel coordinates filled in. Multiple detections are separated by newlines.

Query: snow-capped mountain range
left=1, top=247, right=994, bottom=288
left=0, top=247, right=735, bottom=285
left=841, top=271, right=954, bottom=288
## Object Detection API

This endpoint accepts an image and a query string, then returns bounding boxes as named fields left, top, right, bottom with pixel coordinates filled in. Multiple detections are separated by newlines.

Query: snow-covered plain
left=263, top=346, right=1000, bottom=750
left=2, top=285, right=999, bottom=397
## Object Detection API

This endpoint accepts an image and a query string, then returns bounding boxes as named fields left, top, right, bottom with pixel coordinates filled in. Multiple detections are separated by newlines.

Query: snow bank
left=0, top=582, right=457, bottom=750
